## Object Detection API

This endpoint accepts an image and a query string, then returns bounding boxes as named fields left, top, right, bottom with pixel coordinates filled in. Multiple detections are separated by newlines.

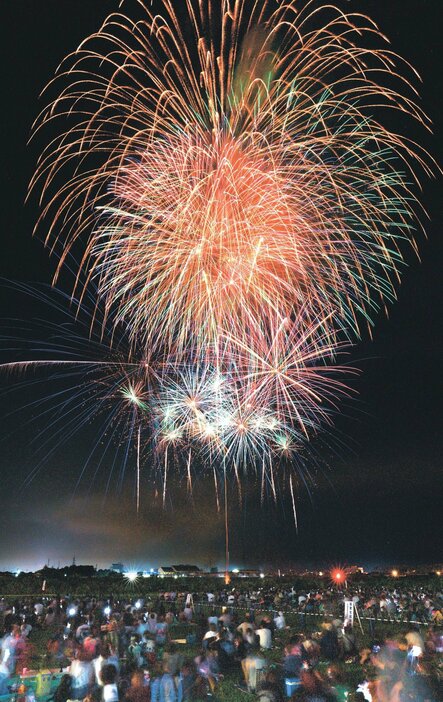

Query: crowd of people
left=197, top=584, right=443, bottom=626
left=0, top=585, right=442, bottom=701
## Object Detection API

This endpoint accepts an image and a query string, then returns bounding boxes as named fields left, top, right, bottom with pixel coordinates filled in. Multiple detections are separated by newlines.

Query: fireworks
left=3, top=1, right=436, bottom=517
left=0, top=286, right=351, bottom=509
left=32, top=0, right=433, bottom=355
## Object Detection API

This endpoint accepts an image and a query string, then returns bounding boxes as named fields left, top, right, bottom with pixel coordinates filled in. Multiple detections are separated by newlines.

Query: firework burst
left=0, top=285, right=352, bottom=512
left=32, top=0, right=434, bottom=355
left=9, top=0, right=436, bottom=524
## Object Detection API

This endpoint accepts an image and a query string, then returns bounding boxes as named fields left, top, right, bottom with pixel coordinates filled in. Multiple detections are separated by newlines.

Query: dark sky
left=0, top=0, right=441, bottom=573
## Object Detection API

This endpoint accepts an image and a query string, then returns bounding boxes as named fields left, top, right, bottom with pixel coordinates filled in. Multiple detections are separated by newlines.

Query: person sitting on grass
left=52, top=673, right=73, bottom=702
left=290, top=669, right=336, bottom=702
left=202, top=624, right=218, bottom=649
left=273, top=612, right=286, bottom=631
left=195, top=647, right=221, bottom=696
left=256, top=669, right=285, bottom=702
left=162, top=642, right=183, bottom=678
left=154, top=616, right=168, bottom=649
left=245, top=627, right=259, bottom=651
left=178, top=659, right=197, bottom=702
left=237, top=614, right=256, bottom=639
left=339, top=624, right=357, bottom=661
left=256, top=620, right=272, bottom=650
left=213, top=628, right=236, bottom=672
left=123, top=670, right=150, bottom=702
left=241, top=645, right=267, bottom=693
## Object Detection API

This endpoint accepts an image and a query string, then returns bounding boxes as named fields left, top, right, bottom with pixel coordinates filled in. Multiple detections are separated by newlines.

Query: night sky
left=0, top=0, right=441, bottom=573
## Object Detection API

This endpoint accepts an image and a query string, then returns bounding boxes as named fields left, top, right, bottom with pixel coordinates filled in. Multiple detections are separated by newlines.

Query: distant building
left=158, top=564, right=201, bottom=576
left=346, top=565, right=366, bottom=575
left=111, top=563, right=125, bottom=573
left=233, top=569, right=262, bottom=578
left=379, top=563, right=443, bottom=577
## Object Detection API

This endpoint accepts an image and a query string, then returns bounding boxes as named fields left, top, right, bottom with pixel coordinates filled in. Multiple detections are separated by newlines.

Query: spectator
left=102, top=664, right=119, bottom=702
left=52, top=674, right=73, bottom=702
left=291, top=669, right=336, bottom=701
left=256, top=620, right=272, bottom=650
left=154, top=616, right=168, bottom=647
left=124, top=670, right=150, bottom=702
left=69, top=650, right=95, bottom=700
left=162, top=643, right=183, bottom=677
left=274, top=612, right=286, bottom=630
left=128, top=636, right=143, bottom=669
left=178, top=659, right=196, bottom=702
left=256, top=669, right=284, bottom=702
left=238, top=614, right=256, bottom=639
left=320, top=623, right=339, bottom=661
left=242, top=648, right=267, bottom=693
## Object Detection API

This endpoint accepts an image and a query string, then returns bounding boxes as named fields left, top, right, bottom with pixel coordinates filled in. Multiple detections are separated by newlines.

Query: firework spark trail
left=1, top=294, right=351, bottom=509
left=186, top=449, right=193, bottom=494
left=289, top=474, right=298, bottom=533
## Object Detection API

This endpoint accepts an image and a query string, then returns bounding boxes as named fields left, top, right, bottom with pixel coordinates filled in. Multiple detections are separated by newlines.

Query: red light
left=330, top=568, right=346, bottom=585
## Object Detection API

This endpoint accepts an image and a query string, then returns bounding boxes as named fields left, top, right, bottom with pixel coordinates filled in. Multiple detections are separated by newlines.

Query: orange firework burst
left=31, top=0, right=435, bottom=358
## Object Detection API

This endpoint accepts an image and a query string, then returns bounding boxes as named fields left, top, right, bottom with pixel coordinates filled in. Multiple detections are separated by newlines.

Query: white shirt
left=274, top=614, right=285, bottom=630
left=103, top=683, right=118, bottom=702
left=203, top=630, right=217, bottom=641
left=256, top=627, right=272, bottom=650
left=70, top=660, right=93, bottom=690
left=93, top=655, right=105, bottom=685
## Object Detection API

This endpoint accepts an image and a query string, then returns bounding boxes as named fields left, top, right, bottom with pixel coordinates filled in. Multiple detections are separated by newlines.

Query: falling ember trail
left=186, top=449, right=192, bottom=494
left=163, top=447, right=168, bottom=508
left=290, top=474, right=298, bottom=533
left=213, top=466, right=220, bottom=513
left=224, top=459, right=230, bottom=585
